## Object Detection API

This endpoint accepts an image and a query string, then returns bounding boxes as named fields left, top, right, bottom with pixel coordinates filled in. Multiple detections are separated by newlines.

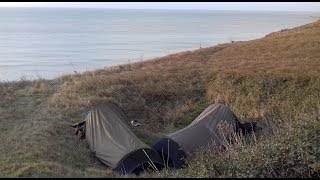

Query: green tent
left=152, top=103, right=245, bottom=169
left=84, top=102, right=164, bottom=175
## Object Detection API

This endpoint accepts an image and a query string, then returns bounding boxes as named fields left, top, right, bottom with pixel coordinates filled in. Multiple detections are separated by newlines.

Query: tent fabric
left=152, top=103, right=239, bottom=168
left=151, top=138, right=186, bottom=169
left=85, top=102, right=164, bottom=175
left=169, top=103, right=239, bottom=156
left=113, top=147, right=165, bottom=175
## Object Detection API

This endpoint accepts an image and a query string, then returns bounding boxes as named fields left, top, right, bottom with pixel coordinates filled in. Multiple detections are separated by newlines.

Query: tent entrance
left=114, top=148, right=164, bottom=175
left=152, top=138, right=186, bottom=170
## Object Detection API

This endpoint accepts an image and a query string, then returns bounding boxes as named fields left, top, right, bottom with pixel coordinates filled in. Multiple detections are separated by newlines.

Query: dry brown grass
left=48, top=44, right=228, bottom=132
left=1, top=20, right=320, bottom=177
left=208, top=20, right=320, bottom=78
left=0, top=80, right=113, bottom=177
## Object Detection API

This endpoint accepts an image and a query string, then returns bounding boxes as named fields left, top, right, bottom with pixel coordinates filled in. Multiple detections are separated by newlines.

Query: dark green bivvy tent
left=85, top=103, right=164, bottom=175
left=152, top=104, right=244, bottom=169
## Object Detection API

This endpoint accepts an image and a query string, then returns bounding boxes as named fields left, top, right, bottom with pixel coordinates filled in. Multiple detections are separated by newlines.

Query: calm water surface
left=0, top=8, right=318, bottom=81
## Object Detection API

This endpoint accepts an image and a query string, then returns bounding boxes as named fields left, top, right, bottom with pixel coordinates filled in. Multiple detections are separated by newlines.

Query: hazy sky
left=0, top=2, right=320, bottom=12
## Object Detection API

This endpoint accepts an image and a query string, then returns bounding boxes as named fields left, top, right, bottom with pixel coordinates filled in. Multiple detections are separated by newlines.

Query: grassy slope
left=0, top=20, right=320, bottom=177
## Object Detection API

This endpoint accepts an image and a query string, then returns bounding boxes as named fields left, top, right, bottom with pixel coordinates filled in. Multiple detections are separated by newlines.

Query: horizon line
left=0, top=6, right=319, bottom=13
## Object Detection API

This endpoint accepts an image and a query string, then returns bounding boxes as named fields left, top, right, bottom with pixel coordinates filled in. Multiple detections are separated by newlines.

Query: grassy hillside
left=0, top=20, right=320, bottom=177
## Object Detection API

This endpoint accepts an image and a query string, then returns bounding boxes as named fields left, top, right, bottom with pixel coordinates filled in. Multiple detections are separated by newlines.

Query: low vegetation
left=0, top=20, right=319, bottom=177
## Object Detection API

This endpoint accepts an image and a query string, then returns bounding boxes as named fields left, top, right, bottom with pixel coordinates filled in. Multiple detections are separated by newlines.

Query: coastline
left=0, top=18, right=319, bottom=178
left=1, top=9, right=318, bottom=82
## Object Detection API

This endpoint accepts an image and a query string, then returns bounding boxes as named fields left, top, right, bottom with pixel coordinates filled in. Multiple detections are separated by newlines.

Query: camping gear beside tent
left=152, top=103, right=247, bottom=169
left=84, top=102, right=164, bottom=175
left=72, top=121, right=86, bottom=139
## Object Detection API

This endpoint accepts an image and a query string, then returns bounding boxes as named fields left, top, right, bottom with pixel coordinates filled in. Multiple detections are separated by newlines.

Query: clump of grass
left=177, top=111, right=320, bottom=178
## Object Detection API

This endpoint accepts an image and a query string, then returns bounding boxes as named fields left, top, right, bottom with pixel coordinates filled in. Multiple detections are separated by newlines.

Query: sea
left=0, top=8, right=319, bottom=81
